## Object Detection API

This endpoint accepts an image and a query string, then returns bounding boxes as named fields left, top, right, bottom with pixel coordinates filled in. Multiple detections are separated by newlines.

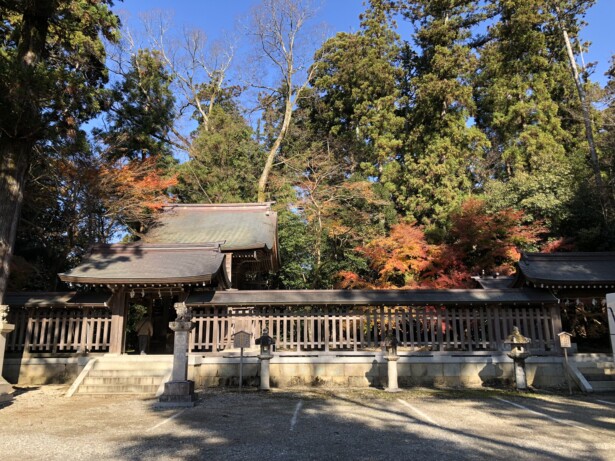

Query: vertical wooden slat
left=451, top=307, right=459, bottom=349
left=479, top=307, right=487, bottom=350
left=436, top=306, right=443, bottom=350
left=407, top=307, right=415, bottom=349
left=493, top=306, right=502, bottom=349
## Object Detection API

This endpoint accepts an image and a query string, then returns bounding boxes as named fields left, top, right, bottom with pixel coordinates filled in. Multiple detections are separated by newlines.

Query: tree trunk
left=0, top=1, right=55, bottom=304
left=558, top=10, right=603, bottom=193
left=0, top=141, right=32, bottom=304
left=257, top=96, right=294, bottom=202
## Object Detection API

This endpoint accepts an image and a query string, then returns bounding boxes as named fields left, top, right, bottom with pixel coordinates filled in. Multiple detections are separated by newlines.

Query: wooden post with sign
left=558, top=331, right=573, bottom=395
left=233, top=331, right=252, bottom=391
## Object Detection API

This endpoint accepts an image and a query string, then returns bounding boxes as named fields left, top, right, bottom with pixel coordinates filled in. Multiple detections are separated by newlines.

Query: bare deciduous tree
left=250, top=0, right=320, bottom=202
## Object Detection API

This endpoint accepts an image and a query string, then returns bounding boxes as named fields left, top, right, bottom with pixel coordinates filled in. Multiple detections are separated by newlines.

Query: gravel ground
left=1, top=386, right=614, bottom=461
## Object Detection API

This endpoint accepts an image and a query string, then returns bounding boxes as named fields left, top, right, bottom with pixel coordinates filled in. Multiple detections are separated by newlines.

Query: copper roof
left=515, top=252, right=615, bottom=287
left=143, top=203, right=278, bottom=252
left=186, top=288, right=557, bottom=307
left=58, top=244, right=230, bottom=287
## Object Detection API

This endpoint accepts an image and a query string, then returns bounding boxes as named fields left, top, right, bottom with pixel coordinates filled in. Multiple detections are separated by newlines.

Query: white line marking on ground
left=596, top=399, right=615, bottom=406
left=494, top=397, right=592, bottom=433
left=147, top=409, right=187, bottom=432
left=397, top=399, right=441, bottom=427
left=290, top=400, right=303, bottom=432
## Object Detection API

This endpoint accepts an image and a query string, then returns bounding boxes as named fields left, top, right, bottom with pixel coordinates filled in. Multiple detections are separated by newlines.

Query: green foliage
left=0, top=0, right=119, bottom=141
left=475, top=0, right=591, bottom=234
left=394, top=0, right=490, bottom=227
left=175, top=105, right=264, bottom=203
left=95, top=48, right=176, bottom=167
left=311, top=0, right=405, bottom=174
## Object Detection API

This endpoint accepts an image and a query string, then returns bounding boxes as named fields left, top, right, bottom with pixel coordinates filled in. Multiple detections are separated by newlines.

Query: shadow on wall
left=365, top=359, right=381, bottom=388
left=478, top=362, right=510, bottom=388
left=3, top=353, right=86, bottom=385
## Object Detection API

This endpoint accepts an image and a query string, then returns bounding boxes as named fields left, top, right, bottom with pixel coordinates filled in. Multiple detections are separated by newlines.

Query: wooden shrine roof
left=514, top=252, right=615, bottom=288
left=186, top=288, right=557, bottom=307
left=143, top=203, right=279, bottom=267
left=58, top=244, right=230, bottom=288
left=4, top=291, right=111, bottom=307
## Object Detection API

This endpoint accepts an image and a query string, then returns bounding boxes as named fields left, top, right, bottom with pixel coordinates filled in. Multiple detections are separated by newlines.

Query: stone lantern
left=383, top=333, right=400, bottom=392
left=504, top=326, right=531, bottom=391
left=256, top=328, right=275, bottom=391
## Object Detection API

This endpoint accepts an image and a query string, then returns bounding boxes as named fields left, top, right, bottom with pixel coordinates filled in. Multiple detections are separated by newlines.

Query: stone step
left=88, top=369, right=169, bottom=378
left=590, top=381, right=615, bottom=392
left=77, top=384, right=160, bottom=394
left=92, top=362, right=172, bottom=371
left=574, top=361, right=614, bottom=369
left=82, top=376, right=163, bottom=386
left=578, top=368, right=615, bottom=378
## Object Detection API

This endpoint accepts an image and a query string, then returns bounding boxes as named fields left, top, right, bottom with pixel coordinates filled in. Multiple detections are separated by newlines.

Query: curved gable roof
left=58, top=244, right=230, bottom=287
left=514, top=252, right=615, bottom=287
left=143, top=203, right=278, bottom=252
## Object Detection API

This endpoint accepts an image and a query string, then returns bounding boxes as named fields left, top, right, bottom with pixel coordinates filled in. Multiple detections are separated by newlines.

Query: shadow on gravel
left=0, top=386, right=40, bottom=409
left=110, top=388, right=611, bottom=461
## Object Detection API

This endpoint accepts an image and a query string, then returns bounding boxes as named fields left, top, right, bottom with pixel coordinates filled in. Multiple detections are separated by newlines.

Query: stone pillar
left=258, top=353, right=272, bottom=391
left=607, top=294, right=615, bottom=367
left=158, top=302, right=196, bottom=407
left=512, top=358, right=528, bottom=390
left=0, top=305, right=15, bottom=403
left=385, top=355, right=400, bottom=392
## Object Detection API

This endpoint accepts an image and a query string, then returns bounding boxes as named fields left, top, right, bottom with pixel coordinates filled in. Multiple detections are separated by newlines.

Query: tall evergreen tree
left=311, top=0, right=405, bottom=178
left=95, top=48, right=176, bottom=167
left=395, top=0, right=490, bottom=231
left=475, top=0, right=592, bottom=233
left=0, top=0, right=119, bottom=302
left=175, top=104, right=264, bottom=204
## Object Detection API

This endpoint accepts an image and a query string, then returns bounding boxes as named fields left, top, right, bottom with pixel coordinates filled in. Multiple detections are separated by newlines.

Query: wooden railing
left=7, top=307, right=112, bottom=354
left=190, top=304, right=561, bottom=354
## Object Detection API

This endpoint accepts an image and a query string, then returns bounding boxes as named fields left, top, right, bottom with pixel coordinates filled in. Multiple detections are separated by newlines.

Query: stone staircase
left=577, top=360, right=615, bottom=392
left=67, top=355, right=173, bottom=397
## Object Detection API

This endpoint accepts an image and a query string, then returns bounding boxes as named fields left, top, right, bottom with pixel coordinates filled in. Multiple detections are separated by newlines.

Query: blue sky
left=118, top=0, right=615, bottom=85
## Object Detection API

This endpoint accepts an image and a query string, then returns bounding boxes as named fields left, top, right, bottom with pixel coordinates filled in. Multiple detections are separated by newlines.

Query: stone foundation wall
left=3, top=356, right=91, bottom=385
left=3, top=353, right=566, bottom=389
left=189, top=353, right=567, bottom=389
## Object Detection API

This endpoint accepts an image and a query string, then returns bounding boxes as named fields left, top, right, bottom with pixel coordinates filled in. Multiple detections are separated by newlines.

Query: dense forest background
left=3, top=0, right=615, bottom=295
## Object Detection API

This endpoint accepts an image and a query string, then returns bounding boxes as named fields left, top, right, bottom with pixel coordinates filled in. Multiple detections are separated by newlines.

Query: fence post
left=324, top=306, right=330, bottom=353
left=550, top=304, right=563, bottom=353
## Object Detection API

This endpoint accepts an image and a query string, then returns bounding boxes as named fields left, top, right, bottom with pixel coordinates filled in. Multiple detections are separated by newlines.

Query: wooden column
left=108, top=289, right=127, bottom=354
left=550, top=303, right=563, bottom=353
left=225, top=252, right=233, bottom=287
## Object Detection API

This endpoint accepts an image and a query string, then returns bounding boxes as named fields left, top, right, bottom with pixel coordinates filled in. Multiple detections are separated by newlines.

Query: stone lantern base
left=157, top=380, right=196, bottom=408
left=156, top=316, right=196, bottom=408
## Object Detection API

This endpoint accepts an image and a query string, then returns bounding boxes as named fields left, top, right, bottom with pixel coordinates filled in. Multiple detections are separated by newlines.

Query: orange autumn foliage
left=99, top=157, right=177, bottom=234
left=338, top=198, right=546, bottom=289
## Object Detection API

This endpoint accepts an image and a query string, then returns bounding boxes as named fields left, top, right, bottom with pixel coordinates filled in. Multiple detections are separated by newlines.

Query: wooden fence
left=4, top=304, right=560, bottom=355
left=6, top=307, right=112, bottom=354
left=190, top=304, right=561, bottom=354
